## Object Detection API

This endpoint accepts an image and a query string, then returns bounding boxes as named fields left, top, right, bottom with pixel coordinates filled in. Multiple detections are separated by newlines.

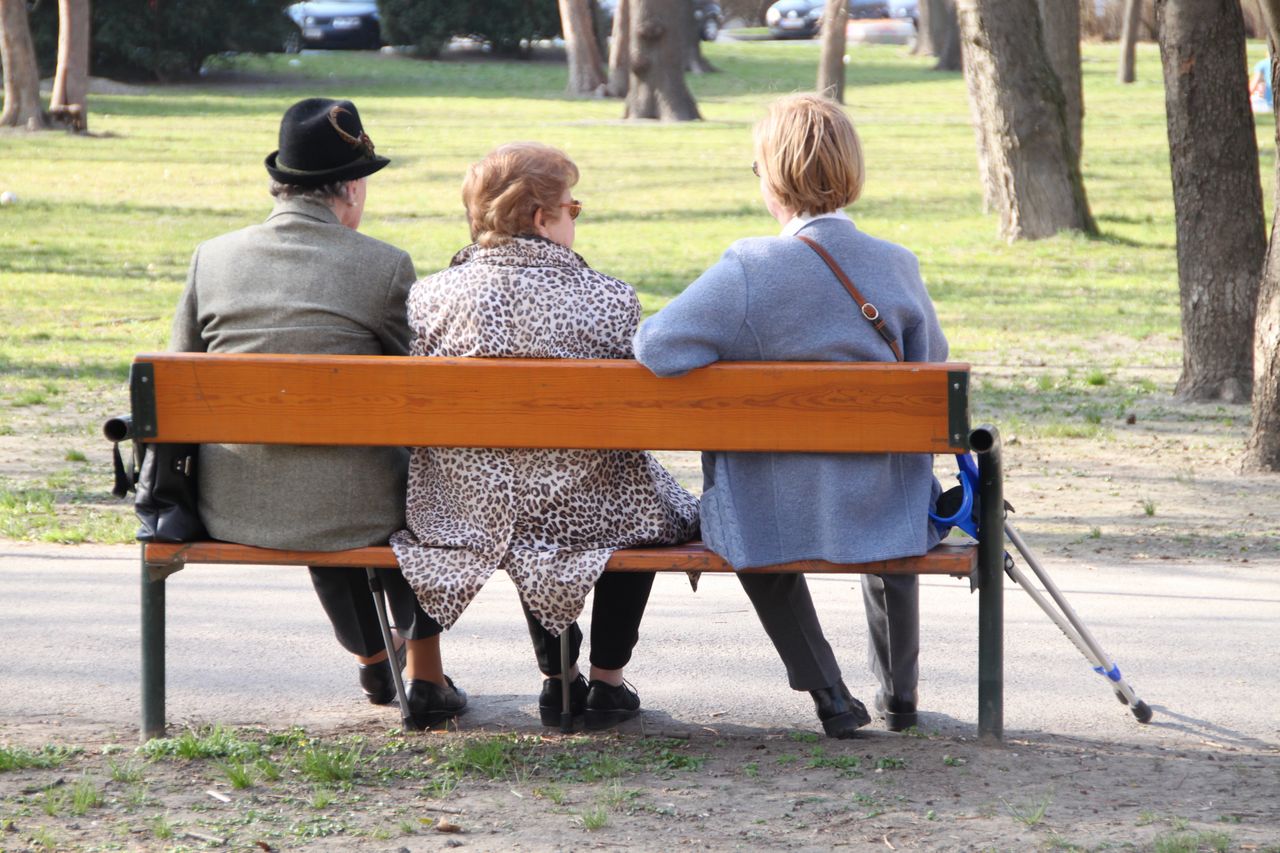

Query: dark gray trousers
left=737, top=572, right=919, bottom=699
left=860, top=573, right=919, bottom=703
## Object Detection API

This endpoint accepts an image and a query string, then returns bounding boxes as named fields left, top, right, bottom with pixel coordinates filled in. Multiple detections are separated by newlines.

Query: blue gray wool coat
left=633, top=216, right=949, bottom=569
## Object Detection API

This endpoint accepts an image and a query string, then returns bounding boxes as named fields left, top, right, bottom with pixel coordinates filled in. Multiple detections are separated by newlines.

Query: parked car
left=285, top=0, right=382, bottom=51
left=596, top=0, right=722, bottom=41
left=765, top=0, right=911, bottom=39
left=765, top=0, right=823, bottom=38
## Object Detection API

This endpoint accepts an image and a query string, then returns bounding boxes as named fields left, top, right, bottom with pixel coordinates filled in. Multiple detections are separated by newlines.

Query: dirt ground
left=1, top=714, right=1278, bottom=852
left=2, top=368, right=1280, bottom=851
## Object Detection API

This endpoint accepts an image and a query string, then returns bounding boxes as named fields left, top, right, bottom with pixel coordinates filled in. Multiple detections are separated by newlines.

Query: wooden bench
left=124, top=353, right=1006, bottom=741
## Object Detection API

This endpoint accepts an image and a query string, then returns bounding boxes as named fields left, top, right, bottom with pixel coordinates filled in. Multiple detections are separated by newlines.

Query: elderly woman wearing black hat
left=168, top=98, right=467, bottom=730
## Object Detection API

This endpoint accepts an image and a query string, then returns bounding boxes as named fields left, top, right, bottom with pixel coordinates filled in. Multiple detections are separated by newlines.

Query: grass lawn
left=0, top=38, right=1270, bottom=542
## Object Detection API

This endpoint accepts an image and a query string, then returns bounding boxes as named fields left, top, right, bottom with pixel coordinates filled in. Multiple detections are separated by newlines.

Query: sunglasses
left=561, top=199, right=583, bottom=220
left=752, top=161, right=760, bottom=178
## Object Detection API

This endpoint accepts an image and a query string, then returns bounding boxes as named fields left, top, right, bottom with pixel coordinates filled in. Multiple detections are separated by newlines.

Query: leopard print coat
left=390, top=236, right=700, bottom=636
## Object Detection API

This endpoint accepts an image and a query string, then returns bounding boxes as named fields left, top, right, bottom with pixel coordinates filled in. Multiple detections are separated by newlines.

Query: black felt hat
left=265, top=98, right=390, bottom=186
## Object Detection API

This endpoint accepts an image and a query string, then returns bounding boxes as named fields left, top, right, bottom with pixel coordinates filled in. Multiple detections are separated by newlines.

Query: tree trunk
left=1038, top=0, right=1082, bottom=163
left=0, top=0, right=45, bottom=129
left=933, top=0, right=961, bottom=72
left=560, top=0, right=607, bottom=95
left=686, top=0, right=715, bottom=73
left=625, top=0, right=701, bottom=120
left=914, top=0, right=935, bottom=55
left=1155, top=0, right=1263, bottom=403
left=49, top=0, right=90, bottom=132
left=957, top=0, right=1096, bottom=241
left=607, top=0, right=631, bottom=97
left=1118, top=0, right=1142, bottom=82
left=1243, top=0, right=1280, bottom=467
left=817, top=0, right=848, bottom=102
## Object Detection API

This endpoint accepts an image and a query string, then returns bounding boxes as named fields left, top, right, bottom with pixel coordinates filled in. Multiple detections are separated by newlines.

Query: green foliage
left=293, top=742, right=365, bottom=784
left=107, top=758, right=144, bottom=783
left=465, top=0, right=561, bottom=55
left=1153, top=830, right=1232, bottom=853
left=378, top=0, right=559, bottom=57
left=140, top=725, right=264, bottom=762
left=577, top=805, right=609, bottom=830
left=377, top=0, right=466, bottom=57
left=0, top=743, right=76, bottom=772
left=1003, top=791, right=1052, bottom=827
left=809, top=747, right=861, bottom=775
left=68, top=777, right=102, bottom=816
left=31, top=0, right=292, bottom=81
left=219, top=760, right=257, bottom=789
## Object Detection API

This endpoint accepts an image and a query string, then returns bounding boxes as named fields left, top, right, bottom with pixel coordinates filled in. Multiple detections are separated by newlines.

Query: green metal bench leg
left=973, top=425, right=1004, bottom=742
left=141, top=544, right=166, bottom=742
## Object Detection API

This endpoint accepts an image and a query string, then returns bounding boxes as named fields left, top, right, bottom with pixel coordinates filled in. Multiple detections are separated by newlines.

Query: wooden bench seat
left=143, top=541, right=978, bottom=576
left=124, top=353, right=1005, bottom=742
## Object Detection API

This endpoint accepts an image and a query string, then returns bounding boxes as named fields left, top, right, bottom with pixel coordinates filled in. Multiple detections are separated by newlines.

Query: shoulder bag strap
left=796, top=234, right=904, bottom=363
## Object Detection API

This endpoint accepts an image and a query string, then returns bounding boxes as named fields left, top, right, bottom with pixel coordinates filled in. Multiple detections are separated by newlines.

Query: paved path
left=1, top=542, right=1277, bottom=751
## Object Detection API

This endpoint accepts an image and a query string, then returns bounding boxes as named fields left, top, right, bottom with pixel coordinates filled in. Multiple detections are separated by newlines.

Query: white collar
left=780, top=208, right=851, bottom=238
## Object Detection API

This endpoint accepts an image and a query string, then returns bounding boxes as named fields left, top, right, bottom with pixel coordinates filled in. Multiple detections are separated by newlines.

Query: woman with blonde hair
left=391, top=142, right=699, bottom=730
left=635, top=93, right=948, bottom=738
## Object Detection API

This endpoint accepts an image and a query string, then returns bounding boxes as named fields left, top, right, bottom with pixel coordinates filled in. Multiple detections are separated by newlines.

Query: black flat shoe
left=810, top=680, right=871, bottom=739
left=875, top=691, right=918, bottom=732
left=357, top=642, right=407, bottom=705
left=405, top=676, right=468, bottom=731
left=583, top=680, right=641, bottom=730
left=538, top=674, right=590, bottom=727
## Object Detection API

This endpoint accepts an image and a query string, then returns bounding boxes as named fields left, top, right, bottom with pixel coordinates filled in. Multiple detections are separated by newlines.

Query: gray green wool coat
left=169, top=197, right=415, bottom=550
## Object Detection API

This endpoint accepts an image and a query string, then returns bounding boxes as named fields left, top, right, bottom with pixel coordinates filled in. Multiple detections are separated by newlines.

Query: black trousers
left=309, top=566, right=442, bottom=658
left=524, top=571, right=656, bottom=676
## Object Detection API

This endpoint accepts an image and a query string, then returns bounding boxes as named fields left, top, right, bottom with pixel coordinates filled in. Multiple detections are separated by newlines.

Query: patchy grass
left=0, top=743, right=77, bottom=772
left=0, top=38, right=1220, bottom=542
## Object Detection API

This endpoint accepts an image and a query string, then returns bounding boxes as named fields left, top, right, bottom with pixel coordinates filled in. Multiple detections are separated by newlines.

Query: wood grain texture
left=134, top=354, right=969, bottom=453
left=144, top=541, right=976, bottom=577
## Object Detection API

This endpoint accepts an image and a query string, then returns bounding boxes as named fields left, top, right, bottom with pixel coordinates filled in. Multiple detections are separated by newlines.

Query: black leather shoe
left=810, top=680, right=871, bottom=739
left=584, top=680, right=641, bottom=730
left=538, top=674, right=590, bottom=727
left=405, top=676, right=468, bottom=731
left=357, top=642, right=407, bottom=705
left=875, top=691, right=918, bottom=732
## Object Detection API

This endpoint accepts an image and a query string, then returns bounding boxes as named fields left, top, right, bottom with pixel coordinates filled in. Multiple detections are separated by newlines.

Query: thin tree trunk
left=1243, top=0, right=1280, bottom=467
left=1038, top=0, right=1082, bottom=163
left=49, top=0, right=90, bottom=132
left=0, top=0, right=45, bottom=129
left=914, top=0, right=935, bottom=56
left=933, top=0, right=961, bottom=72
left=1118, top=0, right=1142, bottom=82
left=817, top=0, right=848, bottom=102
left=1155, top=0, right=1263, bottom=403
left=625, top=0, right=701, bottom=120
left=686, top=0, right=715, bottom=73
left=560, top=0, right=607, bottom=95
left=957, top=0, right=1096, bottom=241
left=607, top=0, right=631, bottom=97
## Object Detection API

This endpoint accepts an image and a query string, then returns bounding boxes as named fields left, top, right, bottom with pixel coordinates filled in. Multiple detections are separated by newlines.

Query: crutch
left=931, top=453, right=1153, bottom=724
left=1002, top=522, right=1152, bottom=723
left=365, top=568, right=414, bottom=730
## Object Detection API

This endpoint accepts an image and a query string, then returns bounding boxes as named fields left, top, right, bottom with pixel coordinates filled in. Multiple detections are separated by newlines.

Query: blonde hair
left=754, top=93, right=864, bottom=215
left=462, top=142, right=579, bottom=247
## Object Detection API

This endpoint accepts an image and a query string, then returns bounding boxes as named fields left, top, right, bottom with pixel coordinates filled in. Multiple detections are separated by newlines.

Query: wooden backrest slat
left=131, top=354, right=969, bottom=454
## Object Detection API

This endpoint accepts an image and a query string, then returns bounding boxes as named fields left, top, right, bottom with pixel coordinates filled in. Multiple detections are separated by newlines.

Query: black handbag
left=105, top=415, right=208, bottom=543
